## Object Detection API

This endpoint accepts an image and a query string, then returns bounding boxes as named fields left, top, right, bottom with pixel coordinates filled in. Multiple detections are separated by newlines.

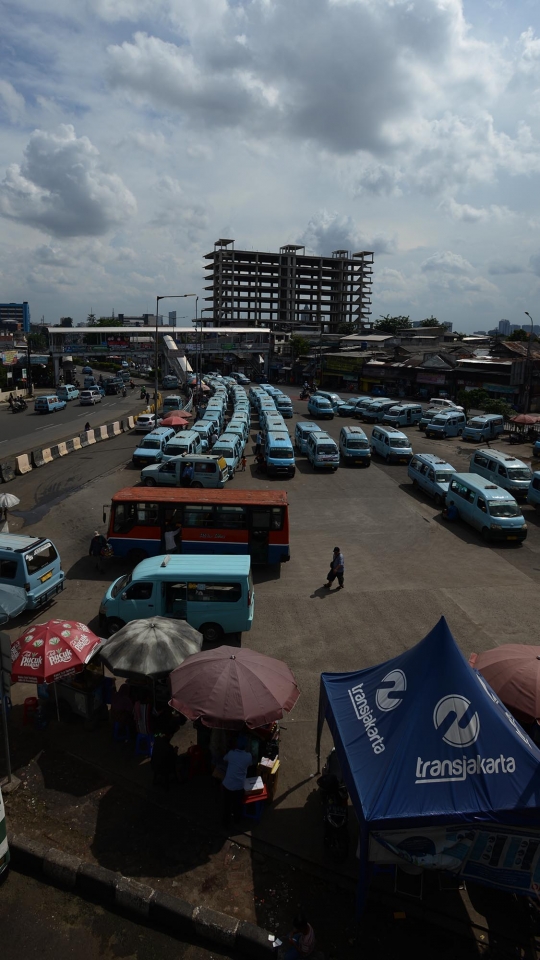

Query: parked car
left=80, top=390, right=101, bottom=406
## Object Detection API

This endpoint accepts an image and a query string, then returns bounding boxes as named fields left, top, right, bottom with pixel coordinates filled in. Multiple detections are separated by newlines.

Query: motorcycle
left=317, top=749, right=349, bottom=861
left=130, top=380, right=135, bottom=390
left=300, top=388, right=311, bottom=400
left=11, top=398, right=28, bottom=413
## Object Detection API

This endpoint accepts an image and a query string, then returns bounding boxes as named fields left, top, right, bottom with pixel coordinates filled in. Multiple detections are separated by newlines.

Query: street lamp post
left=155, top=294, right=197, bottom=427
left=524, top=311, right=535, bottom=412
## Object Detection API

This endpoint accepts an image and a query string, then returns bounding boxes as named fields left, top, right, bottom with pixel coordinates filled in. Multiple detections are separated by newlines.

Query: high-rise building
left=0, top=302, right=30, bottom=333
left=498, top=319, right=511, bottom=336
left=203, top=240, right=373, bottom=332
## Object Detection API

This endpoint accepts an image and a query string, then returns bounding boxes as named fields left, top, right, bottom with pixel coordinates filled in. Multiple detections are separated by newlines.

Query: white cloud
left=299, top=211, right=397, bottom=256
left=421, top=251, right=473, bottom=274
left=0, top=81, right=25, bottom=123
left=0, top=125, right=137, bottom=238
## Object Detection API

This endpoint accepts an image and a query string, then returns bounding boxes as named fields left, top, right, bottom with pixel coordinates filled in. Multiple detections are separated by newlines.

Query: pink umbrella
left=469, top=645, right=540, bottom=723
left=510, top=414, right=540, bottom=425
left=169, top=646, right=300, bottom=729
left=159, top=414, right=190, bottom=428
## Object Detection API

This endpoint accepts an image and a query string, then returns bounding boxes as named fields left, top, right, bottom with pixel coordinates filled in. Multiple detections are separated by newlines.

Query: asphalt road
left=0, top=388, right=149, bottom=462
left=0, top=870, right=240, bottom=960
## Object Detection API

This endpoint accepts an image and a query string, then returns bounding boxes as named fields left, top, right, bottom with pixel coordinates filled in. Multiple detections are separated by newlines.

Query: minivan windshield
left=112, top=573, right=131, bottom=598
left=318, top=443, right=337, bottom=454
left=488, top=501, right=522, bottom=518
left=467, top=419, right=485, bottom=429
left=140, top=439, right=161, bottom=450
left=507, top=468, right=531, bottom=481
left=271, top=448, right=293, bottom=459
left=436, top=472, right=454, bottom=482
left=391, top=438, right=410, bottom=448
left=212, top=445, right=233, bottom=457
left=431, top=417, right=446, bottom=426
left=347, top=439, right=369, bottom=449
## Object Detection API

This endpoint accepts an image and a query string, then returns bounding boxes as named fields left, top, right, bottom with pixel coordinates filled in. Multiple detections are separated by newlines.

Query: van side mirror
left=121, top=592, right=127, bottom=601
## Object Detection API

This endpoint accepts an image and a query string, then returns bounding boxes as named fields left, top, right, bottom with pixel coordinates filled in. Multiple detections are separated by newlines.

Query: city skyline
left=1, top=1, right=540, bottom=332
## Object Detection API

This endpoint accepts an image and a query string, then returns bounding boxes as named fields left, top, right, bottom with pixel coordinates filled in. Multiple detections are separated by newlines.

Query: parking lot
left=3, top=384, right=540, bottom=953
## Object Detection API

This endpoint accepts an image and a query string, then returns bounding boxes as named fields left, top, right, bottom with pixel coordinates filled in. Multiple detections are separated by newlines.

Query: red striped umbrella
left=11, top=620, right=102, bottom=684
left=169, top=646, right=300, bottom=729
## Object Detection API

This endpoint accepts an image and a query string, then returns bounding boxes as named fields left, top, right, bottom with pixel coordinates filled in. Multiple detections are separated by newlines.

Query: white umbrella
left=0, top=493, right=20, bottom=510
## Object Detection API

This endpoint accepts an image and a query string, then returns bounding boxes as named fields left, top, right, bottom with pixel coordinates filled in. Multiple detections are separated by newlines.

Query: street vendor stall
left=317, top=617, right=540, bottom=913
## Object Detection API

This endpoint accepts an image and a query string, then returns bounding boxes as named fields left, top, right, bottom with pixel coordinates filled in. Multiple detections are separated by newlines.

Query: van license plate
left=40, top=570, right=53, bottom=583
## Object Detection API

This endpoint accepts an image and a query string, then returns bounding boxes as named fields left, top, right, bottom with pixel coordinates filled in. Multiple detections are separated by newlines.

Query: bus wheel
left=144, top=477, right=156, bottom=486
left=106, top=618, right=125, bottom=636
left=190, top=481, right=203, bottom=488
left=127, top=548, right=147, bottom=565
left=200, top=622, right=224, bottom=645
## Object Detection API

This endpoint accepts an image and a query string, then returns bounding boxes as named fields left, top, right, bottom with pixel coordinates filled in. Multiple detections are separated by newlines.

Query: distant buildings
left=499, top=319, right=511, bottom=336
left=0, top=301, right=30, bottom=333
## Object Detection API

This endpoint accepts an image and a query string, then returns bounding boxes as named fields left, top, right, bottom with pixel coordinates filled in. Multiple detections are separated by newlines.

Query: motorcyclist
left=122, top=385, right=127, bottom=398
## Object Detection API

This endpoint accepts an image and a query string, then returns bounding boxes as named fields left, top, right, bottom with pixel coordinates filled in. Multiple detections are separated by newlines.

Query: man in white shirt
left=222, top=735, right=252, bottom=826
left=164, top=522, right=181, bottom=554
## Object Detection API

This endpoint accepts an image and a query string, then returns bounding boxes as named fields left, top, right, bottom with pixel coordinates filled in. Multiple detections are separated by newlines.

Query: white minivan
left=370, top=426, right=413, bottom=463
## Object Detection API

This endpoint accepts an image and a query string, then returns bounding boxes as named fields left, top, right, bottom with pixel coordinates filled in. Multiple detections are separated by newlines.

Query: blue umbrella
left=0, top=584, right=28, bottom=625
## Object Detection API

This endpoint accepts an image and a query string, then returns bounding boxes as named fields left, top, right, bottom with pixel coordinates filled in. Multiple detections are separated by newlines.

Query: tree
left=87, top=312, right=97, bottom=325
left=483, top=399, right=514, bottom=419
left=419, top=316, right=444, bottom=327
left=374, top=314, right=411, bottom=335
left=28, top=332, right=49, bottom=352
left=289, top=334, right=311, bottom=358
left=507, top=329, right=529, bottom=342
left=457, top=388, right=489, bottom=415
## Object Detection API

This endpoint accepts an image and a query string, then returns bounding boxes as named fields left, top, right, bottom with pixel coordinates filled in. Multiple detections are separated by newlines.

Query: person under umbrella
left=0, top=491, right=20, bottom=534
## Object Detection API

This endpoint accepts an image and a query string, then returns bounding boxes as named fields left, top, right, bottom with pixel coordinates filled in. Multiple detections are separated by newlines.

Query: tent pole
left=54, top=683, right=60, bottom=722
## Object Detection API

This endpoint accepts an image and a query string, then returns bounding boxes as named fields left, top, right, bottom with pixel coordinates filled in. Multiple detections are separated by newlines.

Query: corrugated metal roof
left=111, top=487, right=288, bottom=505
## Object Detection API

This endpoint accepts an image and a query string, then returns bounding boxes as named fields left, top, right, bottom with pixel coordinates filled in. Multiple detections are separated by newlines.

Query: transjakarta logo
left=433, top=695, right=480, bottom=748
left=349, top=683, right=386, bottom=754
left=376, top=670, right=407, bottom=712
left=416, top=693, right=515, bottom=785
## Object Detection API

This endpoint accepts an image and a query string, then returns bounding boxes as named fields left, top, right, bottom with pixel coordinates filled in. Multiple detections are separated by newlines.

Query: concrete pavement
left=2, top=390, right=540, bottom=954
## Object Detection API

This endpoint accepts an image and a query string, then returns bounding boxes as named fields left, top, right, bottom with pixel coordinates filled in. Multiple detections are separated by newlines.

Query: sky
left=1, top=0, right=540, bottom=333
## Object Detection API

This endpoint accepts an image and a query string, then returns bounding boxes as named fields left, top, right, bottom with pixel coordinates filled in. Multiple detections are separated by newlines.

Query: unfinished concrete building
left=203, top=240, right=373, bottom=333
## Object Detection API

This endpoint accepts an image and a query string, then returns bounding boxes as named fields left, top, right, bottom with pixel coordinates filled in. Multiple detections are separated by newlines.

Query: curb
left=8, top=834, right=275, bottom=958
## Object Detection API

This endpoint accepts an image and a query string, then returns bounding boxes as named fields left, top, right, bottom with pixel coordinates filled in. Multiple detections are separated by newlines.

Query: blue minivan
left=444, top=474, right=527, bottom=543
left=132, top=427, right=176, bottom=468
left=265, top=431, right=296, bottom=477
left=34, top=395, right=67, bottom=414
left=0, top=534, right=64, bottom=611
left=408, top=453, right=456, bottom=505
left=99, top=555, right=254, bottom=644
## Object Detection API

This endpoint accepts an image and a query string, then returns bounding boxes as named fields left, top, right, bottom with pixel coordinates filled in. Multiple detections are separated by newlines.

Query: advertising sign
left=417, top=373, right=446, bottom=385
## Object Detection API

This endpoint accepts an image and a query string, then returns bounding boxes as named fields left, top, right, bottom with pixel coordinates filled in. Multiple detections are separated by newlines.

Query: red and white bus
left=105, top=488, right=290, bottom=565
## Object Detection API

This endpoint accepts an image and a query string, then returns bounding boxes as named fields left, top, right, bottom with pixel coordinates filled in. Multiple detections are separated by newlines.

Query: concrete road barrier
left=15, top=453, right=33, bottom=475
left=49, top=445, right=62, bottom=460
left=0, top=460, right=16, bottom=483
left=31, top=449, right=46, bottom=468
left=97, top=425, right=109, bottom=442
left=57, top=442, right=68, bottom=457
left=8, top=834, right=275, bottom=958
left=127, top=416, right=135, bottom=429
left=71, top=437, right=82, bottom=450
left=112, top=420, right=122, bottom=436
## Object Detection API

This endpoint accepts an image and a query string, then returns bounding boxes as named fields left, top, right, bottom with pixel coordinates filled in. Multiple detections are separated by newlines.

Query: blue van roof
left=453, top=472, right=518, bottom=499
left=135, top=555, right=251, bottom=578
left=267, top=432, right=293, bottom=444
left=414, top=453, right=454, bottom=468
left=0, top=534, right=45, bottom=552
left=146, top=427, right=175, bottom=438
left=298, top=422, right=321, bottom=431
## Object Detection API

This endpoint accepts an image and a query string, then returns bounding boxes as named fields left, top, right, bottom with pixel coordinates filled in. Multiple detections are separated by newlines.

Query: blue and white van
left=294, top=422, right=321, bottom=453
left=382, top=404, right=423, bottom=428
left=370, top=426, right=413, bottom=463
left=56, top=385, right=79, bottom=401
left=223, top=422, right=247, bottom=450
left=162, top=430, right=203, bottom=462
left=362, top=399, right=400, bottom=424
left=0, top=534, right=64, bottom=611
left=408, top=453, right=456, bottom=505
left=469, top=450, right=532, bottom=501
left=99, top=555, right=254, bottom=644
left=527, top=471, right=540, bottom=508
left=34, top=394, right=67, bottom=414
left=313, top=391, right=342, bottom=412
left=425, top=410, right=467, bottom=439
left=462, top=415, right=504, bottom=443
left=141, top=454, right=229, bottom=489
left=418, top=408, right=441, bottom=431
left=132, top=427, right=176, bottom=467
left=307, top=395, right=334, bottom=420
left=353, top=397, right=390, bottom=419
left=162, top=375, right=179, bottom=389
left=305, top=431, right=340, bottom=470
left=265, top=431, right=296, bottom=478
left=339, top=426, right=370, bottom=466
left=162, top=395, right=184, bottom=414
left=444, top=474, right=527, bottom=543
left=211, top=435, right=243, bottom=477
left=191, top=421, right=214, bottom=452
left=274, top=394, right=294, bottom=418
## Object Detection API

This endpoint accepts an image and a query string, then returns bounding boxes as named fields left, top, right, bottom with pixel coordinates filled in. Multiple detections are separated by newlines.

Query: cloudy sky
left=1, top=0, right=540, bottom=332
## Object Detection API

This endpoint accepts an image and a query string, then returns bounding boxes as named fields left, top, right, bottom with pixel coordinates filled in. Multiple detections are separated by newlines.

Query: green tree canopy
left=507, top=329, right=529, bottom=342
left=457, top=388, right=489, bottom=415
left=483, top=399, right=514, bottom=418
left=419, top=316, right=445, bottom=327
left=374, top=314, right=411, bottom=335
left=290, top=334, right=311, bottom=358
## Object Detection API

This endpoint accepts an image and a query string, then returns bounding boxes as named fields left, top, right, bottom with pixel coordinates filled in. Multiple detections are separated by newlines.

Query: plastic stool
left=135, top=733, right=154, bottom=757
left=242, top=785, right=268, bottom=823
left=113, top=721, right=130, bottom=743
left=23, top=697, right=39, bottom=726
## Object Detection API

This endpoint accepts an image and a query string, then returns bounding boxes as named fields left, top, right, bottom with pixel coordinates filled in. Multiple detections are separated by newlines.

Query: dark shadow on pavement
left=252, top=565, right=281, bottom=584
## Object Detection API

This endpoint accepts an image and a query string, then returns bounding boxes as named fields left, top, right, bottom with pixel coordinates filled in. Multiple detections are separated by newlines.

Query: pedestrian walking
left=241, top=455, right=247, bottom=471
left=255, top=430, right=262, bottom=455
left=84, top=421, right=91, bottom=432
left=324, top=547, right=344, bottom=590
left=282, top=915, right=316, bottom=959
left=89, top=530, right=109, bottom=573
left=145, top=391, right=150, bottom=405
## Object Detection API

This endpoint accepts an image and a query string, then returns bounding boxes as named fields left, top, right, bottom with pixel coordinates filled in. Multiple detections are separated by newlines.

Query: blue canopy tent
left=316, top=617, right=540, bottom=911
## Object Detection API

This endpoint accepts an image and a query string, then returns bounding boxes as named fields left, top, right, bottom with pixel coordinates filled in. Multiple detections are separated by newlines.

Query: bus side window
left=136, top=503, right=159, bottom=524
left=271, top=507, right=284, bottom=530
left=113, top=504, right=136, bottom=533
left=251, top=509, right=271, bottom=529
left=215, top=505, right=247, bottom=529
left=183, top=505, right=214, bottom=527
left=478, top=497, right=487, bottom=513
